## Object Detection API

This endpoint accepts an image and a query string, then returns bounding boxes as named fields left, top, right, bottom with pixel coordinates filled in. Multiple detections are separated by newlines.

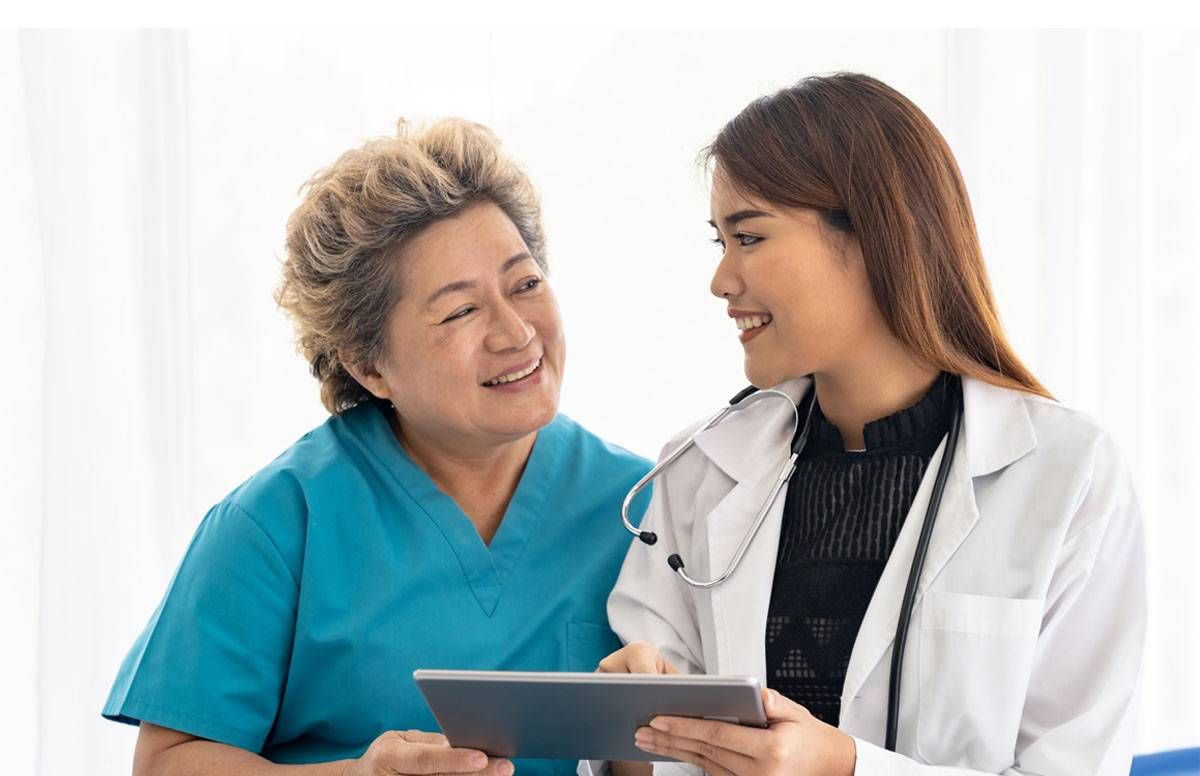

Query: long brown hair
left=703, top=72, right=1053, bottom=400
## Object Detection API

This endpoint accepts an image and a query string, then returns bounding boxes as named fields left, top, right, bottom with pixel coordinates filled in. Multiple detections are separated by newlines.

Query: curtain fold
left=11, top=29, right=196, bottom=774
left=1, top=28, right=47, bottom=776
left=944, top=29, right=1199, bottom=751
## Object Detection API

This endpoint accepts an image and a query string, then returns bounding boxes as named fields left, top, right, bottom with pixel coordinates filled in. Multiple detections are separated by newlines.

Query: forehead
left=709, top=169, right=771, bottom=214
left=397, top=201, right=529, bottom=288
left=709, top=168, right=828, bottom=231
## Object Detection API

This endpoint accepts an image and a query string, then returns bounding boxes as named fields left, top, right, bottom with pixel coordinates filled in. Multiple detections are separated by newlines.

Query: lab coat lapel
left=840, top=376, right=1038, bottom=710
left=692, top=377, right=810, bottom=680
left=705, top=465, right=790, bottom=680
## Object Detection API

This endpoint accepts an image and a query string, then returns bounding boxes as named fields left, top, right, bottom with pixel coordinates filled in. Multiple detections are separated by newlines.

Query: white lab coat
left=584, top=375, right=1146, bottom=776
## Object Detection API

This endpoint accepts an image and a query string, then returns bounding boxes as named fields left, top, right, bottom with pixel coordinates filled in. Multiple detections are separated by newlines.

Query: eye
left=515, top=277, right=542, bottom=293
left=710, top=233, right=761, bottom=248
left=442, top=306, right=475, bottom=323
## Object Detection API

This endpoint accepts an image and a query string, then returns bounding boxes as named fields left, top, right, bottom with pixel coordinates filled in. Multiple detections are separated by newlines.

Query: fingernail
left=635, top=731, right=654, bottom=749
left=471, top=754, right=488, bottom=768
left=500, top=761, right=514, bottom=776
left=649, top=718, right=669, bottom=733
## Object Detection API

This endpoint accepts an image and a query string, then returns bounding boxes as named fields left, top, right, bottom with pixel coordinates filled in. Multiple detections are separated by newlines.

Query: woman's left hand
left=633, top=687, right=857, bottom=776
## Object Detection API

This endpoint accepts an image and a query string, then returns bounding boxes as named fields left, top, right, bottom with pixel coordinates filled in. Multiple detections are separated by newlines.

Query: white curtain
left=1, top=28, right=1195, bottom=776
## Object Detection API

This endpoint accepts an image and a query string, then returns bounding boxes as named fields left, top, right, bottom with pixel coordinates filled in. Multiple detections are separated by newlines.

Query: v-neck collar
left=352, top=402, right=568, bottom=617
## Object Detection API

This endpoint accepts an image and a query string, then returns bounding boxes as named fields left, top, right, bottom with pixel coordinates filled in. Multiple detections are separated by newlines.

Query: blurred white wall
left=1, top=27, right=1196, bottom=775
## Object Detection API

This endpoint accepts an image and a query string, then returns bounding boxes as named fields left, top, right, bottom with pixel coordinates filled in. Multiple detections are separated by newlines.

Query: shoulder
left=549, top=413, right=652, bottom=479
left=1002, top=388, right=1139, bottom=539
left=1019, top=391, right=1128, bottom=482
left=213, top=404, right=383, bottom=561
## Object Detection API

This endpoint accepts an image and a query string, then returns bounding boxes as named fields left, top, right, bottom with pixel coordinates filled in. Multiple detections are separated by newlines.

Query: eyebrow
left=424, top=251, right=535, bottom=308
left=707, top=209, right=775, bottom=231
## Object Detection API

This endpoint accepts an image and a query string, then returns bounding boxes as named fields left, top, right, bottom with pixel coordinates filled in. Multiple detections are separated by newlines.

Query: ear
left=343, top=354, right=392, bottom=402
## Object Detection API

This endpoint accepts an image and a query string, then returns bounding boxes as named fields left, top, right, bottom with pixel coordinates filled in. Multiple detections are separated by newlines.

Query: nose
left=709, top=247, right=744, bottom=301
left=485, top=299, right=535, bottom=352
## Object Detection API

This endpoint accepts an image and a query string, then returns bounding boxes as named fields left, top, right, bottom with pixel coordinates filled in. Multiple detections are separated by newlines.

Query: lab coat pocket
left=565, top=620, right=624, bottom=673
left=916, top=591, right=1042, bottom=770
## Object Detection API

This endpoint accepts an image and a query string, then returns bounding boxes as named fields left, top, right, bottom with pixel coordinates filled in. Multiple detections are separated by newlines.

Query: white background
left=1, top=27, right=1197, bottom=774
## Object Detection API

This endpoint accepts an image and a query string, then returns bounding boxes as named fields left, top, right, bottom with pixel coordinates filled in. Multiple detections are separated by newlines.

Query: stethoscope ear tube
left=620, top=385, right=791, bottom=548
left=884, top=382, right=964, bottom=752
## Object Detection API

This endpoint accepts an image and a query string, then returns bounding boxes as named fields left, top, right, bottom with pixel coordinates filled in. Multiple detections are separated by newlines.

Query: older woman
left=103, top=119, right=650, bottom=776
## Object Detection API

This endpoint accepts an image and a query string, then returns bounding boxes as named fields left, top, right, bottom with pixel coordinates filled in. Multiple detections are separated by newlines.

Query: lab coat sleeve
left=852, top=432, right=1147, bottom=776
left=606, top=436, right=707, bottom=676
left=578, top=437, right=709, bottom=776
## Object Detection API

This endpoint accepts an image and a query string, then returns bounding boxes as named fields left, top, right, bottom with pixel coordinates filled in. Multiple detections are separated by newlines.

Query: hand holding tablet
left=413, top=669, right=767, bottom=762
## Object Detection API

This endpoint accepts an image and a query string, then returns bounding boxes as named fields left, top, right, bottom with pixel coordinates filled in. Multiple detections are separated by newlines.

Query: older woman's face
left=365, top=201, right=564, bottom=447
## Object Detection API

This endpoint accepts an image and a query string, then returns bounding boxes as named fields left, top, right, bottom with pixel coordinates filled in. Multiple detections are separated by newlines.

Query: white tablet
left=413, top=669, right=768, bottom=762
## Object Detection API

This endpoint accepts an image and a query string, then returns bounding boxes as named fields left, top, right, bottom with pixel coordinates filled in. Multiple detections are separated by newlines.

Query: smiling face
left=708, top=169, right=885, bottom=389
left=349, top=201, right=564, bottom=449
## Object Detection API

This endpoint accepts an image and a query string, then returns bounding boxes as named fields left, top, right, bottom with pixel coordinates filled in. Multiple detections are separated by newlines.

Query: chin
left=490, top=395, right=559, bottom=438
left=745, top=352, right=813, bottom=390
left=744, top=359, right=782, bottom=391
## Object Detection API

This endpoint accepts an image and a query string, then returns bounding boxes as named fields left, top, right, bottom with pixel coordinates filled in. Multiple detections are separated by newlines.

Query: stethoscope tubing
left=885, top=382, right=963, bottom=751
left=619, top=387, right=801, bottom=552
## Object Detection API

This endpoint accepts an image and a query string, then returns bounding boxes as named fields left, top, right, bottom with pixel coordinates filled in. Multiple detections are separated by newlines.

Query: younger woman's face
left=708, top=169, right=885, bottom=388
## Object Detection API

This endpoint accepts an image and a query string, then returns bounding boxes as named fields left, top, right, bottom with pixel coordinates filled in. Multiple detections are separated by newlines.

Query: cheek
left=529, top=298, right=565, bottom=355
left=761, top=252, right=873, bottom=347
left=384, top=328, right=476, bottom=397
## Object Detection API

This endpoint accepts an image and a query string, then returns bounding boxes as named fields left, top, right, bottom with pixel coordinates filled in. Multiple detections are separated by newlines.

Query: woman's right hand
left=597, top=642, right=680, bottom=675
left=345, top=730, right=512, bottom=776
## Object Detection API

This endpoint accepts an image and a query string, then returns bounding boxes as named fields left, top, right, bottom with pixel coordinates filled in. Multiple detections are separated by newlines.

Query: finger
left=636, top=724, right=756, bottom=775
left=625, top=643, right=665, bottom=674
left=633, top=732, right=738, bottom=776
left=485, top=757, right=516, bottom=776
left=397, top=730, right=452, bottom=746
left=647, top=716, right=761, bottom=757
left=598, top=642, right=663, bottom=674
left=388, top=741, right=491, bottom=774
left=761, top=688, right=809, bottom=722
left=596, top=649, right=625, bottom=673
left=423, top=758, right=515, bottom=776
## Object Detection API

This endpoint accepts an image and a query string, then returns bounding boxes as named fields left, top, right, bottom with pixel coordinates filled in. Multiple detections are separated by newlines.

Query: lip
left=740, top=324, right=769, bottom=344
left=482, top=356, right=544, bottom=391
left=728, top=308, right=772, bottom=344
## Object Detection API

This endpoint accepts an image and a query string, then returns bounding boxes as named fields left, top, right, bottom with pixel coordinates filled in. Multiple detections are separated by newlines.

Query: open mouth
left=482, top=357, right=543, bottom=387
left=734, top=313, right=772, bottom=342
left=735, top=313, right=772, bottom=332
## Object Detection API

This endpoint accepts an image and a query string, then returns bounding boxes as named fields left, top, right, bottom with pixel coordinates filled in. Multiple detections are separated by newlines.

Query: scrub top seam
left=223, top=499, right=302, bottom=588
left=112, top=499, right=299, bottom=728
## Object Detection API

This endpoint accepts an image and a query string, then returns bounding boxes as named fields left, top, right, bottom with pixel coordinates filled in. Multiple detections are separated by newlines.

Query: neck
left=389, top=411, right=536, bottom=545
left=812, top=344, right=940, bottom=451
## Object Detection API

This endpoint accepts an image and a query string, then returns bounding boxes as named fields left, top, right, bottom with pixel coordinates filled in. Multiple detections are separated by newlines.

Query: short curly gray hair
left=277, top=118, right=548, bottom=414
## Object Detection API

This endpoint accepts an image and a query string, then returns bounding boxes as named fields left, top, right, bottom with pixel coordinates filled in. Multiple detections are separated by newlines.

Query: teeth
left=735, top=314, right=772, bottom=331
left=484, top=358, right=541, bottom=386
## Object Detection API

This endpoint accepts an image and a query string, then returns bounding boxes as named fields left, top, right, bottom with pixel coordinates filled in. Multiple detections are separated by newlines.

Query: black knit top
left=764, top=372, right=958, bottom=725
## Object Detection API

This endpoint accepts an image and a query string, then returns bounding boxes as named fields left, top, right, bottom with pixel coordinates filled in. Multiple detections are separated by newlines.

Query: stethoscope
left=619, top=376, right=964, bottom=752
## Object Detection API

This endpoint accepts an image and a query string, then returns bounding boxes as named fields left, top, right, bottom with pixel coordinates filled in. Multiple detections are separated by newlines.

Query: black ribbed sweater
left=764, top=372, right=957, bottom=725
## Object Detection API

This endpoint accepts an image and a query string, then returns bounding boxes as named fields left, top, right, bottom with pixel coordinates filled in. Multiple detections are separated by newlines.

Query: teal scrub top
left=103, top=402, right=651, bottom=774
